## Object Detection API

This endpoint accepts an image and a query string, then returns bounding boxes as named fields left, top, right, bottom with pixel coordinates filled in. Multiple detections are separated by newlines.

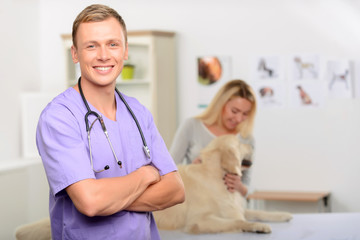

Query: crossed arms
left=66, top=166, right=185, bottom=217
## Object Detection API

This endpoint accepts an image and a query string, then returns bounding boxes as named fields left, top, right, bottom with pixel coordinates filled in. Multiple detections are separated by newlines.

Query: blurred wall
left=1, top=0, right=360, bottom=238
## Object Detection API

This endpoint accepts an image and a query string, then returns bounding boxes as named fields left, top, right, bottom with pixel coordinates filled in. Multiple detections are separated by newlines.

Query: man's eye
left=110, top=43, right=118, bottom=47
left=87, top=45, right=95, bottom=49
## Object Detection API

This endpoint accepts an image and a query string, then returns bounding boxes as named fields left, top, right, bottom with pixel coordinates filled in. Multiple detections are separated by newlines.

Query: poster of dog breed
left=154, top=135, right=292, bottom=234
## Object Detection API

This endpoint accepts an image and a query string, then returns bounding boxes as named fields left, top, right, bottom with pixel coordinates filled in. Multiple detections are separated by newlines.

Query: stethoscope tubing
left=78, top=77, right=150, bottom=171
left=115, top=88, right=150, bottom=158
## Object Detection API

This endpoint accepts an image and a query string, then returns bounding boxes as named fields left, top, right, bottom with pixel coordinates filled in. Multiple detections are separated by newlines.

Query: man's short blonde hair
left=72, top=4, right=127, bottom=48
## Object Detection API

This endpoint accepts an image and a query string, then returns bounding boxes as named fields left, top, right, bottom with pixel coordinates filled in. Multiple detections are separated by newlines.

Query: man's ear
left=124, top=42, right=129, bottom=60
left=71, top=45, right=79, bottom=63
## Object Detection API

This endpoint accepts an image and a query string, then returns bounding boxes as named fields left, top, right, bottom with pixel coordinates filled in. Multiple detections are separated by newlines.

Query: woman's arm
left=126, top=171, right=185, bottom=212
left=169, top=119, right=193, bottom=164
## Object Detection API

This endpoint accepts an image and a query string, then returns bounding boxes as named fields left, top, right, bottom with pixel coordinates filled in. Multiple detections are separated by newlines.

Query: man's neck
left=74, top=79, right=117, bottom=121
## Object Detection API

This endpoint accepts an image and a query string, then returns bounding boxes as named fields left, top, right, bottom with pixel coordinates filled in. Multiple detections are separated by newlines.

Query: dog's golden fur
left=154, top=135, right=292, bottom=234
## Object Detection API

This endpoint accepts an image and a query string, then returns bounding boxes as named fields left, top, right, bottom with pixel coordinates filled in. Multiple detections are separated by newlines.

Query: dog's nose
left=242, top=159, right=252, bottom=167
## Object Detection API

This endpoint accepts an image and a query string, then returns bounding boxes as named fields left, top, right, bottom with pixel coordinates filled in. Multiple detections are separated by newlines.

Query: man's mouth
left=94, top=66, right=112, bottom=72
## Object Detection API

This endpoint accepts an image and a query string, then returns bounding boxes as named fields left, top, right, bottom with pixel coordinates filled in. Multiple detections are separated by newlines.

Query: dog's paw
left=252, top=223, right=272, bottom=234
left=185, top=223, right=200, bottom=234
left=279, top=212, right=293, bottom=222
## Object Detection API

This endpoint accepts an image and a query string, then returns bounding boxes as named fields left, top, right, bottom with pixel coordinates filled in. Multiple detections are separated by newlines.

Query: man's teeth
left=95, top=67, right=111, bottom=71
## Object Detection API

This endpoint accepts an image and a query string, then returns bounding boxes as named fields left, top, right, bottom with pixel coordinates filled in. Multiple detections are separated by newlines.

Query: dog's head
left=200, top=135, right=252, bottom=176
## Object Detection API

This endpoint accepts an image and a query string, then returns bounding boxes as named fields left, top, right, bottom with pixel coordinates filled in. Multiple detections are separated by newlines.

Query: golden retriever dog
left=154, top=135, right=292, bottom=234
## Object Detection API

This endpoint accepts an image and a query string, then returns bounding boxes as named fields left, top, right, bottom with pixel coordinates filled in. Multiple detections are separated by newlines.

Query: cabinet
left=61, top=31, right=177, bottom=148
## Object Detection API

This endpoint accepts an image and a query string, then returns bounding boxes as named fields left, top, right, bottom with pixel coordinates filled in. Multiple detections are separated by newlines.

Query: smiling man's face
left=71, top=17, right=128, bottom=87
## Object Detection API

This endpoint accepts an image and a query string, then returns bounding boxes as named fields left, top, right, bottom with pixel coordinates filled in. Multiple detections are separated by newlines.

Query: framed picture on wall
left=289, top=53, right=321, bottom=81
left=289, top=81, right=326, bottom=108
left=354, top=60, right=360, bottom=99
left=326, top=59, right=353, bottom=99
left=251, top=82, right=286, bottom=108
left=197, top=56, right=231, bottom=108
left=250, top=55, right=284, bottom=81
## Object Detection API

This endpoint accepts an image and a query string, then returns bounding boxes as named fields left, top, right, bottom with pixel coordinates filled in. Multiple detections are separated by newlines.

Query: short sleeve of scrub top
left=36, top=94, right=95, bottom=197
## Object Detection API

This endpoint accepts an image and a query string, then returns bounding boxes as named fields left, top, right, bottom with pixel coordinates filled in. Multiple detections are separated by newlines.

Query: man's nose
left=97, top=46, right=110, bottom=61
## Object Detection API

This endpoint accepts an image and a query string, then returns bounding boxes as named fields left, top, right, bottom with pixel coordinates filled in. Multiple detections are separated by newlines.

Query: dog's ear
left=220, top=147, right=242, bottom=176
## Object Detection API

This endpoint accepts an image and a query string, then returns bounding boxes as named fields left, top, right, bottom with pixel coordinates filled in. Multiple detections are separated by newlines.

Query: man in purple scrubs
left=36, top=4, right=185, bottom=240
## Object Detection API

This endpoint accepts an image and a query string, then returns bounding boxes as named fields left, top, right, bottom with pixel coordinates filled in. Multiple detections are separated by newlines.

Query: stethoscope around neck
left=78, top=77, right=150, bottom=173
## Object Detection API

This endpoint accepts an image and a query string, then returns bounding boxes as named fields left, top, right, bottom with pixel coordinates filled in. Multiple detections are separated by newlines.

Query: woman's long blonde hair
left=196, top=79, right=257, bottom=138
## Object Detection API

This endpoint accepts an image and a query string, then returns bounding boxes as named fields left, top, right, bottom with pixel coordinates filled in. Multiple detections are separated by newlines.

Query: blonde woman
left=170, top=79, right=257, bottom=197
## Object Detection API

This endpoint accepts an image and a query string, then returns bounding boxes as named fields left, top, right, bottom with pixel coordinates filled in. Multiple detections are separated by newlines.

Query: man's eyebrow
left=84, top=39, right=123, bottom=43
left=107, top=38, right=124, bottom=43
left=108, top=38, right=122, bottom=41
left=82, top=40, right=97, bottom=45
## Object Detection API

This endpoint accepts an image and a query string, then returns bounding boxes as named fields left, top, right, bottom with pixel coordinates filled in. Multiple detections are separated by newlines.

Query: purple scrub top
left=36, top=88, right=177, bottom=240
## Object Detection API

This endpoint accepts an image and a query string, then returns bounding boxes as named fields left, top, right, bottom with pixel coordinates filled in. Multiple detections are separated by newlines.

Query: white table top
left=159, top=212, right=360, bottom=240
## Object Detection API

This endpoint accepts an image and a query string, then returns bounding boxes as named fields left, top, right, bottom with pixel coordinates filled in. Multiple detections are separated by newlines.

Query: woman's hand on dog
left=223, top=173, right=248, bottom=196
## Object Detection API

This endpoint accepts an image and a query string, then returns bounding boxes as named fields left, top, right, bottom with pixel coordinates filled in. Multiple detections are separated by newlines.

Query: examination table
left=159, top=212, right=360, bottom=240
